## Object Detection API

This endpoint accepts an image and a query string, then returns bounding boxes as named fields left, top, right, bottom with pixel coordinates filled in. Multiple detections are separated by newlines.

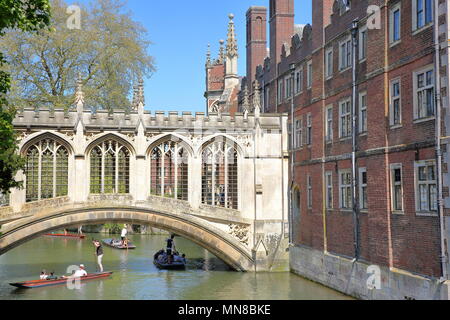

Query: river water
left=0, top=233, right=351, bottom=300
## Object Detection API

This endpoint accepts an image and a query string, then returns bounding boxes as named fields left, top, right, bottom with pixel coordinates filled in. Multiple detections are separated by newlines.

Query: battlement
left=14, top=107, right=287, bottom=132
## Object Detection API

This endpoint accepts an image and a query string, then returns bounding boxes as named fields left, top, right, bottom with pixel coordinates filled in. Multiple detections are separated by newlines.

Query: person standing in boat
left=120, top=224, right=128, bottom=246
left=93, top=240, right=104, bottom=272
left=166, top=234, right=176, bottom=264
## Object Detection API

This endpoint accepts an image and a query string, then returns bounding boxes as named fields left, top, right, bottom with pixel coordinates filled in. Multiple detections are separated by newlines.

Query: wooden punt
left=10, top=272, right=113, bottom=289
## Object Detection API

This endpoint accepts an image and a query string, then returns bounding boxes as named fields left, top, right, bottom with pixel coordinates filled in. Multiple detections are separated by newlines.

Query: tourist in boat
left=47, top=272, right=58, bottom=280
left=174, top=253, right=186, bottom=264
left=166, top=234, right=176, bottom=264
left=93, top=240, right=104, bottom=272
left=154, top=249, right=164, bottom=260
left=40, top=270, right=48, bottom=280
left=61, top=264, right=87, bottom=279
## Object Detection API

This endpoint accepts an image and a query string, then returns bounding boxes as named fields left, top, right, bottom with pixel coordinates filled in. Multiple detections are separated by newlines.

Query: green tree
left=1, top=0, right=155, bottom=111
left=0, top=0, right=52, bottom=194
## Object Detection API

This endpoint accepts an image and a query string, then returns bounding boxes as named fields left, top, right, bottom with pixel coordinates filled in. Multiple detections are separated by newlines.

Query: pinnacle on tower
left=252, top=80, right=261, bottom=114
left=242, top=84, right=250, bottom=113
left=226, top=13, right=238, bottom=58
left=206, top=43, right=211, bottom=67
left=137, top=78, right=145, bottom=106
left=75, top=73, right=84, bottom=107
left=218, top=40, right=225, bottom=64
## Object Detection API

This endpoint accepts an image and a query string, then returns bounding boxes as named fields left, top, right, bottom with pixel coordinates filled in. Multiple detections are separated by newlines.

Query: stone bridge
left=0, top=91, right=289, bottom=272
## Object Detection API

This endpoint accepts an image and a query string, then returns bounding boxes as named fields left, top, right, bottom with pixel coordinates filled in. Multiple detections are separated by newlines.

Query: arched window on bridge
left=25, top=139, right=69, bottom=202
left=150, top=141, right=188, bottom=200
left=90, top=140, right=130, bottom=194
left=201, top=140, right=238, bottom=210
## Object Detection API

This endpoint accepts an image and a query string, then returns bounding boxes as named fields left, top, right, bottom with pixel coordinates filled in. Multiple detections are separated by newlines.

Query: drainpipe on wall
left=434, top=0, right=448, bottom=281
left=351, top=19, right=360, bottom=260
left=289, top=63, right=296, bottom=244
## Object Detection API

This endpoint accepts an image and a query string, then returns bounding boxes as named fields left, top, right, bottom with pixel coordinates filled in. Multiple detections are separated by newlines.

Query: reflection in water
left=0, top=234, right=351, bottom=300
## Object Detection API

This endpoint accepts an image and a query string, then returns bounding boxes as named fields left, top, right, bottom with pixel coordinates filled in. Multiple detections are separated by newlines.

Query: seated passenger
left=47, top=272, right=58, bottom=280
left=40, top=270, right=48, bottom=280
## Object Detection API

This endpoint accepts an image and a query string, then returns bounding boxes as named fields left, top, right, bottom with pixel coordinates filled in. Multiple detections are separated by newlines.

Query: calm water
left=0, top=233, right=350, bottom=300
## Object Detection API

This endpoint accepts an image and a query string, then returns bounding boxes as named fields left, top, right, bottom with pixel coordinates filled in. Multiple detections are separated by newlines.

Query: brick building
left=208, top=0, right=450, bottom=299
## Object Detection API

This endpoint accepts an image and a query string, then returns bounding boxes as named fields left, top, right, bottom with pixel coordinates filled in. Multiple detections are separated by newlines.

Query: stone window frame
left=325, top=171, right=333, bottom=210
left=390, top=163, right=404, bottom=214
left=414, top=160, right=438, bottom=216
left=339, top=169, right=352, bottom=210
left=306, top=60, right=313, bottom=89
left=295, top=117, right=303, bottom=149
left=358, top=25, right=367, bottom=62
left=389, top=2, right=402, bottom=46
left=338, top=35, right=352, bottom=72
left=413, top=64, right=435, bottom=123
left=412, top=0, right=434, bottom=34
left=359, top=167, right=368, bottom=212
left=295, top=66, right=304, bottom=95
left=358, top=91, right=367, bottom=135
left=89, top=139, right=131, bottom=195
left=24, top=138, right=69, bottom=202
left=306, top=113, right=312, bottom=146
left=307, top=175, right=312, bottom=209
left=201, top=139, right=239, bottom=210
left=325, top=105, right=333, bottom=143
left=339, top=97, right=352, bottom=140
left=325, top=47, right=334, bottom=80
left=149, top=140, right=189, bottom=201
left=389, top=78, right=402, bottom=128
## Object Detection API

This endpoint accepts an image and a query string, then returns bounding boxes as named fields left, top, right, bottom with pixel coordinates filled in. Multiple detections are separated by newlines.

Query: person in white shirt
left=121, top=224, right=128, bottom=246
left=72, top=264, right=87, bottom=277
left=40, top=270, right=48, bottom=280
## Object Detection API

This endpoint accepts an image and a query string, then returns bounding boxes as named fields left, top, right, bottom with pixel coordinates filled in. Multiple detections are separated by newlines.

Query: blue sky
left=77, top=0, right=312, bottom=112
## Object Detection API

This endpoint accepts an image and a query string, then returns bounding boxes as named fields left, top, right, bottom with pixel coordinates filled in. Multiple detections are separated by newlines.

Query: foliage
left=1, top=0, right=156, bottom=111
left=0, top=0, right=52, bottom=193
left=103, top=223, right=124, bottom=234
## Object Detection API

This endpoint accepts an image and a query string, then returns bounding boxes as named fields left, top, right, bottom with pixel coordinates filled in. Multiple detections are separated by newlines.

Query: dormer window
left=339, top=0, right=351, bottom=15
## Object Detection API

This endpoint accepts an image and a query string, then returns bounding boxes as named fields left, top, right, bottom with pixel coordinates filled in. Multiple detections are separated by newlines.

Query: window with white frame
left=325, top=171, right=333, bottom=209
left=359, top=92, right=367, bottom=134
left=390, top=79, right=402, bottom=126
left=307, top=175, right=312, bottom=209
left=359, top=168, right=368, bottom=210
left=414, top=66, right=435, bottom=120
left=285, top=76, right=292, bottom=99
left=325, top=47, right=333, bottom=79
left=325, top=106, right=333, bottom=142
left=306, top=113, right=312, bottom=145
left=278, top=80, right=283, bottom=104
left=339, top=36, right=352, bottom=71
left=295, top=118, right=303, bottom=149
left=359, top=26, right=367, bottom=61
left=307, top=60, right=312, bottom=89
left=295, top=67, right=303, bottom=94
left=390, top=3, right=401, bottom=44
left=339, top=99, right=352, bottom=138
left=415, top=160, right=437, bottom=213
left=413, top=0, right=433, bottom=31
left=264, top=86, right=270, bottom=112
left=390, top=164, right=403, bottom=212
left=339, top=170, right=352, bottom=209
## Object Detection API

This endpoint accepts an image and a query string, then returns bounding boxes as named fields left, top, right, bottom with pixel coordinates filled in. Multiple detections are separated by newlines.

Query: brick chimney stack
left=269, top=0, right=294, bottom=72
left=311, top=0, right=333, bottom=50
left=246, top=6, right=267, bottom=93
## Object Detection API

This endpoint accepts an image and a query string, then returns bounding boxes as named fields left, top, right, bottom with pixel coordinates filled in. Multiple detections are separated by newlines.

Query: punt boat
left=10, top=272, right=113, bottom=289
left=102, top=238, right=136, bottom=249
left=43, top=233, right=85, bottom=239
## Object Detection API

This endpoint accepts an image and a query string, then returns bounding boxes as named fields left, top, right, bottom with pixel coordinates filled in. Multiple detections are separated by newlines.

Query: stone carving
left=228, top=223, right=250, bottom=246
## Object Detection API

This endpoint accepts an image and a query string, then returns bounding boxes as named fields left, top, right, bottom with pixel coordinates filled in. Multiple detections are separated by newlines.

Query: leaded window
left=202, top=140, right=238, bottom=209
left=90, top=140, right=130, bottom=194
left=150, top=141, right=188, bottom=200
left=25, top=139, right=69, bottom=202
